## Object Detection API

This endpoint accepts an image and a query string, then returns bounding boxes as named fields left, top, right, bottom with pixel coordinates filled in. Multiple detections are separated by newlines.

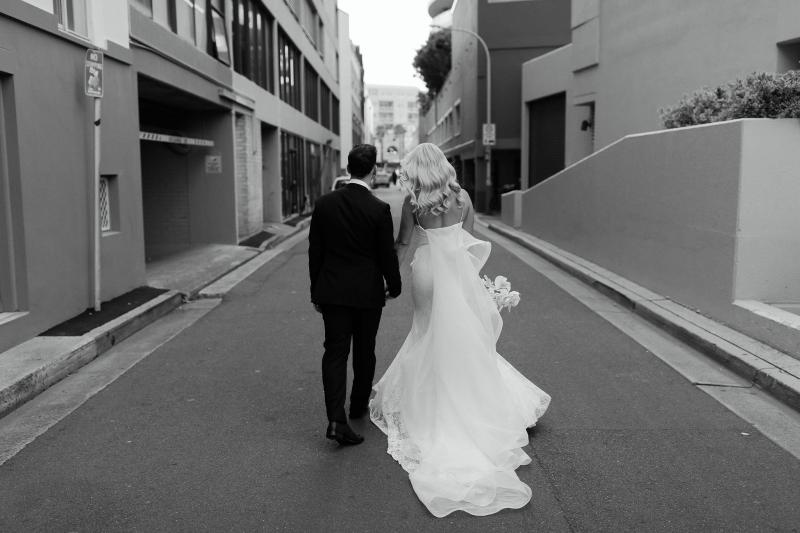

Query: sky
left=337, top=0, right=436, bottom=90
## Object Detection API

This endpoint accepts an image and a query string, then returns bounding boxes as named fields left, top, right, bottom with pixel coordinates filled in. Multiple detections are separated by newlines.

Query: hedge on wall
left=660, top=71, right=800, bottom=129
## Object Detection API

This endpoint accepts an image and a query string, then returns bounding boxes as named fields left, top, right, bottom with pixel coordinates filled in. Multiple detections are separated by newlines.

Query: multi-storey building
left=337, top=8, right=365, bottom=173
left=366, top=84, right=420, bottom=164
left=0, top=0, right=348, bottom=353
left=520, top=0, right=800, bottom=188
left=421, top=0, right=570, bottom=212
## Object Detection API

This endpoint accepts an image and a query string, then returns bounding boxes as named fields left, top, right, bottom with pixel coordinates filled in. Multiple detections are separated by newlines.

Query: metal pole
left=93, top=97, right=101, bottom=311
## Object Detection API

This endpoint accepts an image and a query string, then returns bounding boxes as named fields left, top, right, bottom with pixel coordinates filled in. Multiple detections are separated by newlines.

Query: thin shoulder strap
left=459, top=192, right=466, bottom=222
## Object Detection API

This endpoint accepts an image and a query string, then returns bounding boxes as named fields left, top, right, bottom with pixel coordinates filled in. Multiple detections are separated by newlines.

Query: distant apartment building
left=0, top=0, right=349, bottom=353
left=366, top=84, right=420, bottom=164
left=421, top=0, right=570, bottom=212
left=337, top=8, right=366, bottom=173
left=521, top=0, right=800, bottom=189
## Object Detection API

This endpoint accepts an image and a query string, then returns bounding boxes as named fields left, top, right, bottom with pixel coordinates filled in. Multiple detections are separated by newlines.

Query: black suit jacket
left=309, top=183, right=401, bottom=308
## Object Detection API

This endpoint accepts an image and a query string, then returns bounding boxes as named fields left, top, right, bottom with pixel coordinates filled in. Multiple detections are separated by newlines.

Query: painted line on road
left=477, top=224, right=800, bottom=460
left=0, top=299, right=221, bottom=467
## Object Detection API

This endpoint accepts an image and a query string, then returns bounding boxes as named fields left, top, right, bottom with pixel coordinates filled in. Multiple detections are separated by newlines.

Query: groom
left=309, top=144, right=402, bottom=446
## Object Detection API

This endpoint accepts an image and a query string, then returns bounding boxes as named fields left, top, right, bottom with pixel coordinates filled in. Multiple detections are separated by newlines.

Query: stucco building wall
left=0, top=3, right=144, bottom=353
left=522, top=0, right=800, bottom=184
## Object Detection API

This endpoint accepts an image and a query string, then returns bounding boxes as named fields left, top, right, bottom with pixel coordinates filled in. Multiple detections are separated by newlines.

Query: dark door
left=528, top=92, right=566, bottom=186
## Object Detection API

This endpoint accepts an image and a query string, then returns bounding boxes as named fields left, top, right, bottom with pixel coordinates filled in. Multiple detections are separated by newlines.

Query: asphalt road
left=1, top=189, right=800, bottom=531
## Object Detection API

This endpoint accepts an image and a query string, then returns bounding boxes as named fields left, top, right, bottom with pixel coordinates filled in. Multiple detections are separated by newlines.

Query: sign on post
left=482, top=123, right=496, bottom=146
left=85, top=49, right=103, bottom=98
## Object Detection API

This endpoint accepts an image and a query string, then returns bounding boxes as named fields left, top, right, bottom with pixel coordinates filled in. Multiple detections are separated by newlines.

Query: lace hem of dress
left=370, top=387, right=551, bottom=474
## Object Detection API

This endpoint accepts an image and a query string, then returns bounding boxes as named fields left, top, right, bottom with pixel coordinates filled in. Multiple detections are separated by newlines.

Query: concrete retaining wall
left=511, top=118, right=800, bottom=356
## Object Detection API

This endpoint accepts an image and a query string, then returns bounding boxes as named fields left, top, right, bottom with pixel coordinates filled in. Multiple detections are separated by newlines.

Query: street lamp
left=430, top=24, right=493, bottom=193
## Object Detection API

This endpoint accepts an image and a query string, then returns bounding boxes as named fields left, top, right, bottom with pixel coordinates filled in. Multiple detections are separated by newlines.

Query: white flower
left=494, top=275, right=510, bottom=291
left=482, top=274, right=521, bottom=312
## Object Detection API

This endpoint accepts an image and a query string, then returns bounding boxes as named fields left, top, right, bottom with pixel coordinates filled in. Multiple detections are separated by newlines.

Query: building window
left=332, top=96, right=340, bottom=135
left=208, top=0, right=231, bottom=64
left=134, top=1, right=228, bottom=64
left=233, top=0, right=273, bottom=91
left=454, top=103, right=461, bottom=135
left=285, top=0, right=301, bottom=19
left=281, top=131, right=306, bottom=217
left=278, top=29, right=302, bottom=110
left=304, top=63, right=319, bottom=121
left=173, top=0, right=197, bottom=43
left=301, top=0, right=317, bottom=47
left=318, top=20, right=325, bottom=56
left=320, top=82, right=331, bottom=130
left=99, top=177, right=111, bottom=232
left=131, top=0, right=154, bottom=16
left=54, top=0, right=88, bottom=37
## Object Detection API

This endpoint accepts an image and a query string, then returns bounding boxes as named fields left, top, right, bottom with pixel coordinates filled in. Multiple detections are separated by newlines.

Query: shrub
left=660, top=71, right=800, bottom=129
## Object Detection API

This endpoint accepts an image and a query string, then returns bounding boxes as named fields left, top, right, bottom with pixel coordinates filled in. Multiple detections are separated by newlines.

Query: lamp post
left=430, top=24, right=493, bottom=203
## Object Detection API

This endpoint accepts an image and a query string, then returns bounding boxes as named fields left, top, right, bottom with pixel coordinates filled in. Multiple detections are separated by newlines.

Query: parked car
left=373, top=171, right=391, bottom=188
left=331, top=176, right=350, bottom=191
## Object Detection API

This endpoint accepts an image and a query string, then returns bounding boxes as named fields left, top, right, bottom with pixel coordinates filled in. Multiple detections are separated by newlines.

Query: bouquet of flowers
left=482, top=275, right=521, bottom=312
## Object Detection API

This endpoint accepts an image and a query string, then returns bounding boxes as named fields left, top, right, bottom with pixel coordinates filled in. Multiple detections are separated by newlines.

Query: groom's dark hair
left=347, top=144, right=377, bottom=178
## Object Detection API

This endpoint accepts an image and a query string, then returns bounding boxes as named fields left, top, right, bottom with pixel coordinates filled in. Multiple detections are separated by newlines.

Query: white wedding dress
left=369, top=220, right=551, bottom=517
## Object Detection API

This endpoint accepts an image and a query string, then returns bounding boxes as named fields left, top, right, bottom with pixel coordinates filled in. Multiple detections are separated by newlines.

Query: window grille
left=99, top=177, right=111, bottom=232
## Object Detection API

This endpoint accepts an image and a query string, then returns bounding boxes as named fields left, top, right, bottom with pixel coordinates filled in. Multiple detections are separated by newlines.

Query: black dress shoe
left=349, top=406, right=369, bottom=420
left=326, top=421, right=364, bottom=446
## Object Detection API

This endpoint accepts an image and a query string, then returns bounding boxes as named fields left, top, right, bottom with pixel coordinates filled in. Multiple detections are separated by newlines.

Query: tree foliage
left=413, top=30, right=452, bottom=98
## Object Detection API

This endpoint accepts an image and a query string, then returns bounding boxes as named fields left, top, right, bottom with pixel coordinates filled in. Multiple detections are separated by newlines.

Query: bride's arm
left=395, top=194, right=415, bottom=265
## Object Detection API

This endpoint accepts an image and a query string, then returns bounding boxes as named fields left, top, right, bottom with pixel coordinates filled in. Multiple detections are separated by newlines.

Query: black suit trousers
left=321, top=305, right=383, bottom=423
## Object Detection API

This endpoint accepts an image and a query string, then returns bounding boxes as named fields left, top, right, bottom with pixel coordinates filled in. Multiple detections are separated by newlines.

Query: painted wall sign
left=139, top=131, right=215, bottom=147
left=205, top=155, right=222, bottom=174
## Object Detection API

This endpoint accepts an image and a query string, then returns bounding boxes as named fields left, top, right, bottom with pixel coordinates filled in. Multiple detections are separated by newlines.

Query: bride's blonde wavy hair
left=399, top=143, right=463, bottom=216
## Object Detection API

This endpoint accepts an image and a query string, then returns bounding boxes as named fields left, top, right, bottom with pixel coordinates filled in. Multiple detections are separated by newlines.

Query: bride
left=369, top=143, right=551, bottom=517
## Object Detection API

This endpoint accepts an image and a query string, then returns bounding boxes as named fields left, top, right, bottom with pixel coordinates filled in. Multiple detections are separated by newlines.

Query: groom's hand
left=385, top=288, right=395, bottom=301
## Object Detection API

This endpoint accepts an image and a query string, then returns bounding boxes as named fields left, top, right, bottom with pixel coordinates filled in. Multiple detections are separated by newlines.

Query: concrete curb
left=0, top=291, right=183, bottom=419
left=190, top=220, right=311, bottom=300
left=486, top=221, right=800, bottom=413
left=259, top=217, right=312, bottom=251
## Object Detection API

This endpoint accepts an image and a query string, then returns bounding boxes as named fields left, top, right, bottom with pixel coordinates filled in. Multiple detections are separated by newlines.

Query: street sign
left=482, top=123, right=496, bottom=146
left=85, top=49, right=103, bottom=98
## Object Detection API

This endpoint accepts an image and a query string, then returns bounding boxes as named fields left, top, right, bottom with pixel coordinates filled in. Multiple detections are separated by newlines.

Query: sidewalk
left=483, top=217, right=800, bottom=413
left=0, top=220, right=311, bottom=420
